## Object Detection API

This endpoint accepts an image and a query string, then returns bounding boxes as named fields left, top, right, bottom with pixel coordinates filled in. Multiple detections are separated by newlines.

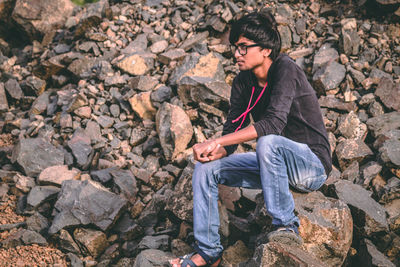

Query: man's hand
left=193, top=140, right=224, bottom=162
left=207, top=145, right=227, bottom=161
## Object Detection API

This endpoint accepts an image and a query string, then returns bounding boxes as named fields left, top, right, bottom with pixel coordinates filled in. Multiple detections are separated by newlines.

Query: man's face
left=233, top=36, right=269, bottom=71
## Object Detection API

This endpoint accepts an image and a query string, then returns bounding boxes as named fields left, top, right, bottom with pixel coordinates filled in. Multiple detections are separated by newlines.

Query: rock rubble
left=0, top=0, right=399, bottom=266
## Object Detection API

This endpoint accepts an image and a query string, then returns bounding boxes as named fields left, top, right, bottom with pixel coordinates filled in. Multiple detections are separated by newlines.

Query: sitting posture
left=170, top=9, right=332, bottom=267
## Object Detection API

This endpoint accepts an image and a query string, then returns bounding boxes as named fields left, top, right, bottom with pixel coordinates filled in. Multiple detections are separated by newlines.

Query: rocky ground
left=0, top=0, right=400, bottom=266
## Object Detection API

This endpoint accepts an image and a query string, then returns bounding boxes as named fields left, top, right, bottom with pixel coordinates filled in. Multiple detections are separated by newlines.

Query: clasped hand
left=193, top=139, right=227, bottom=162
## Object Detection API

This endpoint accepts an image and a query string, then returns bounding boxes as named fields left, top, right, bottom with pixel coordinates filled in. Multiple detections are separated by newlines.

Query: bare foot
left=169, top=254, right=221, bottom=267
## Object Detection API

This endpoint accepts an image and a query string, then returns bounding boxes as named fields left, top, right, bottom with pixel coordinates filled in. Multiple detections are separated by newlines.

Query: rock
left=218, top=185, right=241, bottom=212
left=112, top=212, right=143, bottom=241
left=11, top=137, right=65, bottom=177
left=242, top=242, right=328, bottom=267
left=97, top=115, right=114, bottom=128
left=177, top=76, right=230, bottom=106
left=278, top=25, right=292, bottom=51
left=21, top=229, right=47, bottom=246
left=341, top=161, right=360, bottom=183
left=91, top=167, right=116, bottom=184
left=336, top=111, right=367, bottom=140
left=74, top=106, right=92, bottom=119
left=158, top=48, right=186, bottom=65
left=313, top=61, right=346, bottom=93
left=292, top=191, right=353, bottom=266
left=129, top=76, right=158, bottom=92
left=110, top=168, right=138, bottom=204
left=85, top=120, right=103, bottom=143
left=222, top=240, right=252, bottom=266
left=335, top=139, right=373, bottom=170
left=133, top=249, right=172, bottom=267
left=151, top=85, right=173, bottom=103
left=0, top=82, right=9, bottom=112
left=360, top=161, right=382, bottom=186
left=379, top=139, right=400, bottom=167
left=26, top=211, right=49, bottom=234
left=179, top=31, right=209, bottom=52
left=14, top=173, right=35, bottom=193
left=138, top=235, right=169, bottom=251
left=375, top=78, right=400, bottom=111
left=137, top=186, right=171, bottom=228
left=327, top=180, right=389, bottom=237
left=165, top=164, right=194, bottom=221
left=11, top=0, right=74, bottom=42
left=73, top=228, right=109, bottom=258
left=156, top=103, right=193, bottom=160
left=366, top=112, right=400, bottom=138
left=59, top=229, right=82, bottom=254
left=312, top=44, right=339, bottom=73
left=67, top=128, right=92, bottom=169
left=129, top=91, right=157, bottom=120
left=358, top=238, right=396, bottom=267
left=149, top=40, right=168, bottom=54
left=4, top=79, right=23, bottom=100
left=74, top=0, right=109, bottom=38
left=117, top=53, right=154, bottom=76
left=1, top=229, right=25, bottom=248
left=26, top=185, right=60, bottom=208
left=38, top=165, right=80, bottom=186
left=30, top=91, right=50, bottom=115
left=170, top=52, right=225, bottom=86
left=342, top=29, right=361, bottom=56
left=319, top=95, right=357, bottom=112
left=49, top=179, right=127, bottom=234
left=68, top=57, right=98, bottom=79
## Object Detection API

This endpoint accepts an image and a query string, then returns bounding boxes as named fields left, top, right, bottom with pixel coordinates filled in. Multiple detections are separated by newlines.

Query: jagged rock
left=26, top=211, right=49, bottom=234
left=313, top=60, right=346, bottom=93
left=1, top=229, right=25, bottom=248
left=327, top=180, right=389, bottom=237
left=170, top=52, right=225, bottom=86
left=38, top=165, right=80, bottom=186
left=110, top=168, right=138, bottom=204
left=90, top=167, right=117, bottom=184
left=151, top=85, right=173, bottom=104
left=21, top=229, right=47, bottom=246
left=4, top=79, right=23, bottom=100
left=375, top=78, right=400, bottom=111
left=341, top=161, right=360, bottom=183
left=49, top=179, right=127, bottom=234
left=68, top=57, right=98, bottom=79
left=319, top=95, right=357, bottom=112
left=0, top=82, right=9, bottom=112
left=14, top=173, right=35, bottom=193
left=366, top=112, right=400, bottom=138
left=117, top=53, right=155, bottom=76
left=292, top=191, right=353, bottom=266
left=74, top=0, right=109, bottom=38
left=73, top=228, right=109, bottom=258
left=11, top=0, right=74, bottom=42
left=177, top=76, right=230, bottom=106
left=11, top=137, right=64, bottom=177
left=335, top=139, right=374, bottom=170
left=222, top=240, right=252, bottom=266
left=137, top=186, right=172, bottom=228
left=149, top=40, right=168, bottom=54
left=59, top=229, right=82, bottom=254
left=156, top=103, right=193, bottom=160
left=158, top=48, right=186, bottom=65
left=358, top=238, right=396, bottom=267
left=242, top=242, right=328, bottom=267
left=379, top=139, right=400, bottom=167
left=166, top=163, right=194, bottom=221
left=337, top=111, right=367, bottom=140
left=112, top=212, right=143, bottom=241
left=129, top=76, right=158, bottom=92
left=129, top=91, right=157, bottom=120
left=138, top=235, right=170, bottom=251
left=67, top=128, right=92, bottom=168
left=179, top=31, right=209, bottom=52
left=85, top=120, right=103, bottom=143
left=26, top=185, right=60, bottom=208
left=312, top=44, right=339, bottom=73
left=133, top=249, right=172, bottom=267
left=30, top=91, right=50, bottom=115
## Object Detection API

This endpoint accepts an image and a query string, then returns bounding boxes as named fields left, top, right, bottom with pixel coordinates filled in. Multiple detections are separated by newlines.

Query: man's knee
left=256, top=134, right=283, bottom=153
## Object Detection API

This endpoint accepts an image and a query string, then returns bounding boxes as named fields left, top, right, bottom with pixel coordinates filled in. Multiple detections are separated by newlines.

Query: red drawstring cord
left=232, top=82, right=268, bottom=132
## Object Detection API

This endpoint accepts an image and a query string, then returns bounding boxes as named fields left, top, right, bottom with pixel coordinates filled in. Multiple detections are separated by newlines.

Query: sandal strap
left=193, top=243, right=221, bottom=265
left=181, top=258, right=198, bottom=267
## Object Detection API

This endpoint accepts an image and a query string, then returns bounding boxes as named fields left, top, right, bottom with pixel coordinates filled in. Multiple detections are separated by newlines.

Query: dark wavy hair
left=229, top=9, right=281, bottom=61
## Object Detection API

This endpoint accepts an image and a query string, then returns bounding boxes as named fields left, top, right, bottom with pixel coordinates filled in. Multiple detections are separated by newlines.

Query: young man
left=170, top=10, right=332, bottom=267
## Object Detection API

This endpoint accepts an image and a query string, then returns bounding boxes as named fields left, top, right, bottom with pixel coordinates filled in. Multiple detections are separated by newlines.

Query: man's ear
left=263, top=49, right=272, bottom=57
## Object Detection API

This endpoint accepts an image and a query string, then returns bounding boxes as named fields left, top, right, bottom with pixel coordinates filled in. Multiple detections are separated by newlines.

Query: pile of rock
left=0, top=0, right=399, bottom=266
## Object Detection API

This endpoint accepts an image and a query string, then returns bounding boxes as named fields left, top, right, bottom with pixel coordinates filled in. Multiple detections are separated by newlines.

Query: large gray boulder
left=49, top=179, right=127, bottom=234
left=11, top=137, right=64, bottom=178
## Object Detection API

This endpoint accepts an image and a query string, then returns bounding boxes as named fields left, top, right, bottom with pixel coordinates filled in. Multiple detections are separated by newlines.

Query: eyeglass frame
left=230, top=43, right=262, bottom=56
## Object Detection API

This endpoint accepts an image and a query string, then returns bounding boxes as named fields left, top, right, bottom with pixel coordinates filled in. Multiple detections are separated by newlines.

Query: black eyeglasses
left=230, top=44, right=261, bottom=56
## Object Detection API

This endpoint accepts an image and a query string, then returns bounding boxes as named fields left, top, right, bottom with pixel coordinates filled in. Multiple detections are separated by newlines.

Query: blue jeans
left=192, top=135, right=327, bottom=257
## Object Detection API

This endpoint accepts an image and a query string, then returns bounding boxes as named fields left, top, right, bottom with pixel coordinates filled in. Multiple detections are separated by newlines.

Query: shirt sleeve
left=253, top=59, right=297, bottom=137
left=222, top=74, right=250, bottom=155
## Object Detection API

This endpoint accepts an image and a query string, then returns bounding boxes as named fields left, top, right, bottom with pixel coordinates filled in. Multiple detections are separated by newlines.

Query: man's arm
left=193, top=125, right=257, bottom=162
